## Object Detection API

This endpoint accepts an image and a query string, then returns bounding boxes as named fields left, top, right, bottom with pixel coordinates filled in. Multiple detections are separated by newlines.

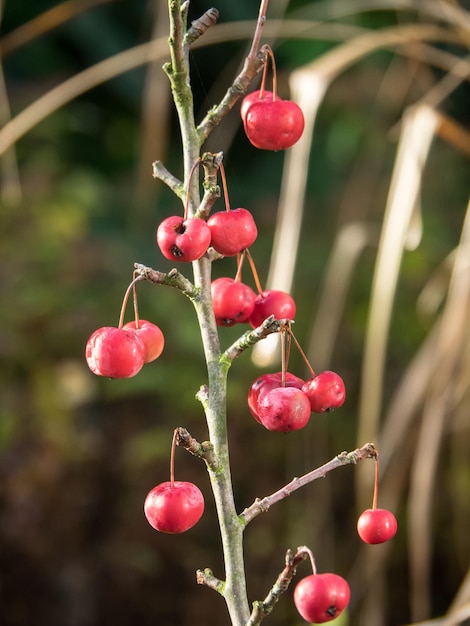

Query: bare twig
left=133, top=263, right=198, bottom=299
left=196, top=0, right=271, bottom=140
left=196, top=568, right=226, bottom=595
left=221, top=317, right=289, bottom=364
left=241, top=443, right=377, bottom=525
left=184, top=7, right=219, bottom=45
left=152, top=160, right=185, bottom=198
left=175, top=426, right=218, bottom=470
left=246, top=547, right=310, bottom=626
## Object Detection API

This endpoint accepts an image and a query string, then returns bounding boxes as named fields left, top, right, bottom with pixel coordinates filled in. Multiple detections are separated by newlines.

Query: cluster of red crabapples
left=85, top=274, right=164, bottom=379
left=246, top=324, right=347, bottom=433
left=241, top=44, right=305, bottom=151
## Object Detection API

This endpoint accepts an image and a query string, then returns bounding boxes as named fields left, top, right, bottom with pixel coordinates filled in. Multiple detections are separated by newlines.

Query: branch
left=240, top=443, right=378, bottom=525
left=175, top=426, right=218, bottom=471
left=152, top=160, right=185, bottom=199
left=221, top=316, right=288, bottom=364
left=196, top=568, right=226, bottom=596
left=184, top=7, right=219, bottom=46
left=197, top=151, right=223, bottom=219
left=133, top=263, right=198, bottom=299
left=246, top=547, right=310, bottom=626
left=197, top=0, right=270, bottom=140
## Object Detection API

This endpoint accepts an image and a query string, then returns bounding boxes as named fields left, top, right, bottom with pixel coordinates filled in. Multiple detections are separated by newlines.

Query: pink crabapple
left=257, top=385, right=311, bottom=432
left=207, top=208, right=258, bottom=257
left=294, top=572, right=351, bottom=623
left=122, top=319, right=164, bottom=363
left=85, top=326, right=146, bottom=378
left=144, top=480, right=204, bottom=534
left=156, top=215, right=211, bottom=262
left=247, top=371, right=304, bottom=423
left=302, top=371, right=346, bottom=413
left=249, top=289, right=296, bottom=328
left=243, top=98, right=305, bottom=151
left=211, top=277, right=256, bottom=326
left=357, top=508, right=398, bottom=544
left=240, top=89, right=280, bottom=123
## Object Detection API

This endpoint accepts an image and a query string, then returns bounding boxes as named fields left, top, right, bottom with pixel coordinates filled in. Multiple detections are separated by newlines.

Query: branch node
left=196, top=568, right=226, bottom=596
left=185, top=8, right=219, bottom=45
left=175, top=426, right=218, bottom=470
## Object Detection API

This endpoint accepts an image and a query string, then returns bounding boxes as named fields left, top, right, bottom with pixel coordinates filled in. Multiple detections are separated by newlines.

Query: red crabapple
left=211, top=277, right=256, bottom=326
left=294, top=572, right=351, bottom=623
left=85, top=326, right=146, bottom=378
left=257, top=386, right=310, bottom=432
left=357, top=508, right=398, bottom=544
left=302, top=371, right=346, bottom=413
left=249, top=290, right=296, bottom=328
left=156, top=215, right=211, bottom=262
left=240, top=89, right=280, bottom=122
left=207, top=208, right=258, bottom=257
left=122, top=320, right=164, bottom=363
left=247, top=371, right=304, bottom=423
left=243, top=98, right=305, bottom=151
left=144, top=480, right=204, bottom=534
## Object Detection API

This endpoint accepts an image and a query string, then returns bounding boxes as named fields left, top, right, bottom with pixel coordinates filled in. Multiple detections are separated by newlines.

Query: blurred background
left=1, top=0, right=470, bottom=625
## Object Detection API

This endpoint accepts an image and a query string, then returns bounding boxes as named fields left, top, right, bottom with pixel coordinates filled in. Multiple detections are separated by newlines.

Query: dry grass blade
left=356, top=104, right=439, bottom=510
left=306, top=223, right=379, bottom=370
left=133, top=0, right=171, bottom=205
left=0, top=0, right=116, bottom=56
left=408, top=196, right=470, bottom=621
left=0, top=20, right=459, bottom=157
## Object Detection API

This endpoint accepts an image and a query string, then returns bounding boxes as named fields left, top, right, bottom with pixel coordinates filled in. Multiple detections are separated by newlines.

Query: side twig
left=133, top=263, right=198, bottom=299
left=175, top=426, right=218, bottom=471
left=240, top=443, right=377, bottom=525
left=246, top=546, right=310, bottom=626
left=221, top=316, right=288, bottom=364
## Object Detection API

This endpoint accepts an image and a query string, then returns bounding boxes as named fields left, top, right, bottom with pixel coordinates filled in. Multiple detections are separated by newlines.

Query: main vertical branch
left=164, top=3, right=250, bottom=624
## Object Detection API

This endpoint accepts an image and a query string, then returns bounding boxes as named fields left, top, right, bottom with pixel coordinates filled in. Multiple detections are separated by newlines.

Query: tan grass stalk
left=356, top=104, right=439, bottom=508
left=0, top=21, right=459, bottom=157
left=408, top=195, right=470, bottom=621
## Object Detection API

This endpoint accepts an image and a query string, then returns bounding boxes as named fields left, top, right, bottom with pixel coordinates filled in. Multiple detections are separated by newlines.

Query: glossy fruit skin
left=249, top=290, right=296, bottom=328
left=122, top=320, right=164, bottom=363
left=294, top=573, right=351, bottom=623
left=211, top=278, right=256, bottom=326
left=357, top=508, right=398, bottom=544
left=257, top=386, right=311, bottom=432
left=85, top=326, right=146, bottom=378
left=144, top=481, right=205, bottom=534
left=302, top=371, right=346, bottom=413
left=156, top=215, right=211, bottom=262
left=248, top=372, right=304, bottom=423
left=207, top=208, right=258, bottom=256
left=240, top=89, right=279, bottom=122
left=244, top=99, right=305, bottom=151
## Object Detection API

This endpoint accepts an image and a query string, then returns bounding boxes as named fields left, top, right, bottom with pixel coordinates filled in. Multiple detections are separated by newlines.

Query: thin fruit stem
left=245, top=248, right=264, bottom=294
left=234, top=251, right=245, bottom=283
left=183, top=157, right=202, bottom=220
left=132, top=271, right=140, bottom=328
left=297, top=546, right=317, bottom=575
left=372, top=454, right=380, bottom=510
left=287, top=325, right=316, bottom=378
left=281, top=327, right=287, bottom=386
left=259, top=50, right=268, bottom=97
left=262, top=44, right=277, bottom=99
left=219, top=161, right=231, bottom=212
left=170, top=427, right=178, bottom=487
left=118, top=273, right=145, bottom=329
